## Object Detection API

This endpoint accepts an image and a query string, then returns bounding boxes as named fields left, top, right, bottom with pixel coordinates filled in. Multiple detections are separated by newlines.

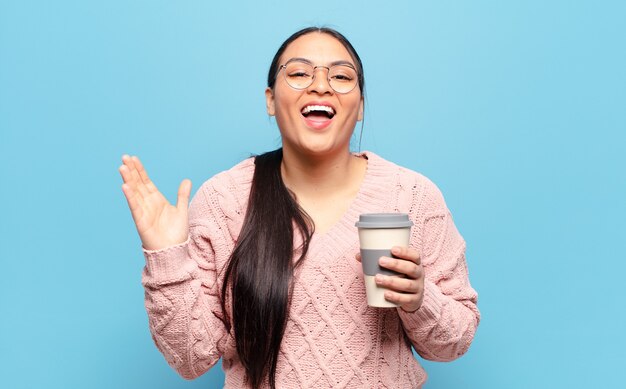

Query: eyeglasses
left=278, top=59, right=359, bottom=94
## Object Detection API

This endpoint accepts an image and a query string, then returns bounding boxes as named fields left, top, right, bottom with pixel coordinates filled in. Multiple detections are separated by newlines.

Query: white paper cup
left=356, top=213, right=413, bottom=308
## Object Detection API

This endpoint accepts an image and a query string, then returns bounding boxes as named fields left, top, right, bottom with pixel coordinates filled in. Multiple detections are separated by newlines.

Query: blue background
left=1, top=1, right=624, bottom=388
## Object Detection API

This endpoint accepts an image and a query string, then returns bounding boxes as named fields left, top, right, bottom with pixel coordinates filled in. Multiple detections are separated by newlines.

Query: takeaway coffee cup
left=355, top=213, right=414, bottom=308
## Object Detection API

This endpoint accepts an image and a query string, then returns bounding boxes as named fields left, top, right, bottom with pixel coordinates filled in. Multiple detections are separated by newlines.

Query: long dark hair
left=221, top=27, right=365, bottom=389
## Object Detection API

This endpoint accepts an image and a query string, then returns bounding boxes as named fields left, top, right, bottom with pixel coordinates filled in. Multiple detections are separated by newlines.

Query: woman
left=119, top=27, right=479, bottom=389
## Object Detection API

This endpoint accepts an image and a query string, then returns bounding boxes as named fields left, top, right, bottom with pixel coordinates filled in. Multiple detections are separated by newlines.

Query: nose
left=307, top=66, right=333, bottom=95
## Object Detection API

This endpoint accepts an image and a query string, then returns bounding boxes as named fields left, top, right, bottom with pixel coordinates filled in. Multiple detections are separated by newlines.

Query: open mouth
left=301, top=105, right=336, bottom=120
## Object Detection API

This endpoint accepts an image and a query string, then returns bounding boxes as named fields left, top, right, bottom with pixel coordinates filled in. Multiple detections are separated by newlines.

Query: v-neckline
left=300, top=150, right=401, bottom=274
left=306, top=151, right=392, bottom=257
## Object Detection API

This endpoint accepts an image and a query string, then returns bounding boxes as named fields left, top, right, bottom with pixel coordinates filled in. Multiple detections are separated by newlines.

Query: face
left=265, top=33, right=364, bottom=159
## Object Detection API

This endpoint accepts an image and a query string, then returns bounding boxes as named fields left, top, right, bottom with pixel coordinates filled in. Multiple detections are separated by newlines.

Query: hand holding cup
left=355, top=213, right=424, bottom=311
left=373, top=246, right=424, bottom=312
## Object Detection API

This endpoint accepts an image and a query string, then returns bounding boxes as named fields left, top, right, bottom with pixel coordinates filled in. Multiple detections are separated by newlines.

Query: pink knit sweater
left=141, top=151, right=480, bottom=388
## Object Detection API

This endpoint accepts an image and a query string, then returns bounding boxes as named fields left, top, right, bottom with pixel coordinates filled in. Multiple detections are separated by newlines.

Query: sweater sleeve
left=140, top=183, right=233, bottom=379
left=398, top=177, right=480, bottom=362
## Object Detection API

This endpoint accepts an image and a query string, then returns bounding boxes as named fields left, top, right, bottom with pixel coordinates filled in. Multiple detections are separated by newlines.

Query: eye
left=330, top=72, right=355, bottom=83
left=329, top=66, right=357, bottom=82
left=288, top=70, right=311, bottom=78
left=285, top=61, right=314, bottom=79
left=331, top=74, right=353, bottom=81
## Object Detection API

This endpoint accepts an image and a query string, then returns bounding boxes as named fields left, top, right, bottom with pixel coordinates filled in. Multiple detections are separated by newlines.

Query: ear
left=357, top=97, right=364, bottom=121
left=265, top=87, right=275, bottom=116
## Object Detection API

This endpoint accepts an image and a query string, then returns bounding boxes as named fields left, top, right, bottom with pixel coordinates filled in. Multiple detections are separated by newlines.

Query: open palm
left=119, top=155, right=192, bottom=251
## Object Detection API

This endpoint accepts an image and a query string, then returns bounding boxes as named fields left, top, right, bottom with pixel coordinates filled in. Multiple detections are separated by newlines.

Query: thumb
left=176, top=179, right=192, bottom=211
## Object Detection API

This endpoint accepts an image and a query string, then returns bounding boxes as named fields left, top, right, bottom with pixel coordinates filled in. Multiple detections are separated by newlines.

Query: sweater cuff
left=142, top=237, right=196, bottom=282
left=398, top=280, right=445, bottom=328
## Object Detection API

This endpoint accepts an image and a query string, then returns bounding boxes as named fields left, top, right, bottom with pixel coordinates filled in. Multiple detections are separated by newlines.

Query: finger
left=119, top=156, right=139, bottom=187
left=121, top=154, right=137, bottom=178
left=355, top=252, right=362, bottom=262
left=375, top=273, right=422, bottom=294
left=121, top=182, right=145, bottom=222
left=383, top=289, right=421, bottom=308
left=391, top=246, right=421, bottom=265
left=127, top=156, right=150, bottom=198
left=176, top=179, right=192, bottom=211
left=118, top=164, right=135, bottom=185
left=379, top=256, right=422, bottom=279
left=132, top=155, right=159, bottom=194
left=121, top=155, right=143, bottom=191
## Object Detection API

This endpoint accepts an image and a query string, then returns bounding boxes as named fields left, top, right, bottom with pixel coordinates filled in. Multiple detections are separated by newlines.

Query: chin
left=293, top=140, right=351, bottom=158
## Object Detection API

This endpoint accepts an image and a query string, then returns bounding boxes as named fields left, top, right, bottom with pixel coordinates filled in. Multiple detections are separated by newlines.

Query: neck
left=280, top=147, right=365, bottom=199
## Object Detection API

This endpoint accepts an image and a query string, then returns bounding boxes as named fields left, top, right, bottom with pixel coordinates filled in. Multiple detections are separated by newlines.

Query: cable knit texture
left=141, top=151, right=480, bottom=388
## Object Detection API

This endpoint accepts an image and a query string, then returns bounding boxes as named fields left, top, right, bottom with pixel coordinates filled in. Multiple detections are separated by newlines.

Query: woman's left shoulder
left=359, top=151, right=435, bottom=187
left=359, top=151, right=448, bottom=211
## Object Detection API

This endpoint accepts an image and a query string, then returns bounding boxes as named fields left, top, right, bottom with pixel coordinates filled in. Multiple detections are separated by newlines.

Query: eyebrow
left=287, top=57, right=356, bottom=68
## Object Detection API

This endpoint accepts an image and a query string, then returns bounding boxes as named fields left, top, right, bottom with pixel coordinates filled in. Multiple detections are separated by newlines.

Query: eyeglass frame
left=277, top=58, right=360, bottom=94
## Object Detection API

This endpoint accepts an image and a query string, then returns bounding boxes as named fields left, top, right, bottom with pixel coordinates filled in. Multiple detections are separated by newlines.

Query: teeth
left=302, top=105, right=335, bottom=115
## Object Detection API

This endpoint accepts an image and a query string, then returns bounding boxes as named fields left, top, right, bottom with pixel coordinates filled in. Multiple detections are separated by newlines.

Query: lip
left=300, top=100, right=336, bottom=130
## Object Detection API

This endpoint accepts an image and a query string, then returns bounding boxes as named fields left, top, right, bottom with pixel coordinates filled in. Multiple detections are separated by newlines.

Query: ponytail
left=221, top=148, right=313, bottom=388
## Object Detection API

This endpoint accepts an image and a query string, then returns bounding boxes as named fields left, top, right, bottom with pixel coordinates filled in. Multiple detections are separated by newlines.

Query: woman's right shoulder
left=202, top=157, right=255, bottom=195
left=189, top=156, right=255, bottom=222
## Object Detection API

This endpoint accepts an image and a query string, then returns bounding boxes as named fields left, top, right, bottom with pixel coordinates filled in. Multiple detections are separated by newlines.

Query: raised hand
left=119, top=155, right=192, bottom=251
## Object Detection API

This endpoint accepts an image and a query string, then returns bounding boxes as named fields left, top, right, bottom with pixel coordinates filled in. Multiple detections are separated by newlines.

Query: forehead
left=280, top=33, right=355, bottom=66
